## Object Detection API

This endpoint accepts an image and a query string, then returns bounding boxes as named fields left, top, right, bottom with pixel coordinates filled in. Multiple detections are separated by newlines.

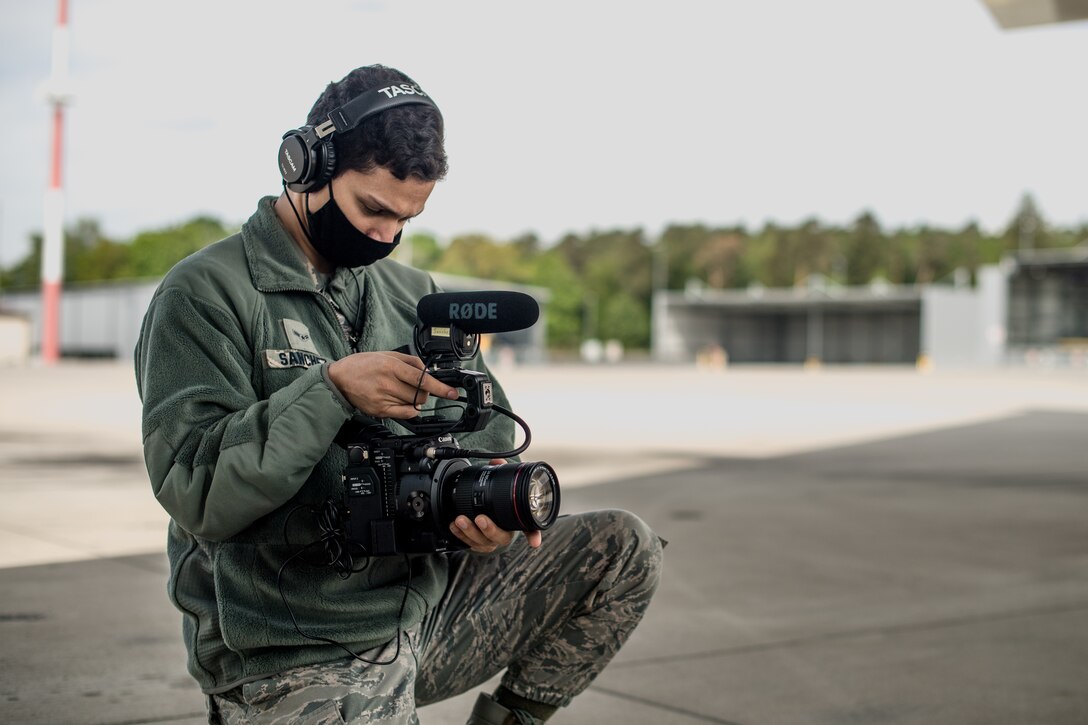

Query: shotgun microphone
left=416, top=291, right=539, bottom=334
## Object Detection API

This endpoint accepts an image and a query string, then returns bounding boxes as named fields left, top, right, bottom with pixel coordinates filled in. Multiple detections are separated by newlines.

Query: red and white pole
left=40, top=0, right=71, bottom=364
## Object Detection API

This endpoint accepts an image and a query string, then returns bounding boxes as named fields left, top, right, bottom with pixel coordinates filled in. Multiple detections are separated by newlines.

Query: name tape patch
left=264, top=349, right=329, bottom=369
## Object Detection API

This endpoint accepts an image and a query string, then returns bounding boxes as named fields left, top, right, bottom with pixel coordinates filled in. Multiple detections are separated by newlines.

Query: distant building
left=1, top=279, right=157, bottom=361
left=0, top=271, right=549, bottom=364
left=652, top=244, right=1088, bottom=369
left=0, top=309, right=32, bottom=365
left=1005, top=244, right=1088, bottom=365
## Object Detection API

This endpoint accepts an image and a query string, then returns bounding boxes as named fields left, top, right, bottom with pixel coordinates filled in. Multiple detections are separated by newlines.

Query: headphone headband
left=278, top=82, right=440, bottom=193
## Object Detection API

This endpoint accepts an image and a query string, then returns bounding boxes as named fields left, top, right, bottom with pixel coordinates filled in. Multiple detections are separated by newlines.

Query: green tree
left=120, top=216, right=232, bottom=279
left=1003, top=192, right=1049, bottom=252
left=766, top=223, right=800, bottom=287
left=845, top=211, right=884, bottom=284
left=657, top=224, right=712, bottom=290
left=914, top=226, right=951, bottom=284
left=552, top=228, right=652, bottom=348
left=434, top=234, right=531, bottom=282
left=792, top=218, right=835, bottom=283
left=599, top=290, right=650, bottom=349
left=947, top=221, right=985, bottom=283
left=742, top=223, right=775, bottom=287
left=692, top=231, right=745, bottom=289
left=885, top=230, right=915, bottom=284
left=397, top=232, right=442, bottom=269
left=1, top=234, right=43, bottom=289
left=580, top=230, right=652, bottom=301
left=527, top=249, right=583, bottom=349
left=65, top=218, right=129, bottom=283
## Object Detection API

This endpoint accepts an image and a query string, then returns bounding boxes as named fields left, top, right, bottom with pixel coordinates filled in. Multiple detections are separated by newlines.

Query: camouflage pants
left=210, top=509, right=663, bottom=724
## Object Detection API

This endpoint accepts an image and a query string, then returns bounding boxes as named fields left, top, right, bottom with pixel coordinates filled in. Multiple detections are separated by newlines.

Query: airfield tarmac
left=1, top=361, right=1085, bottom=724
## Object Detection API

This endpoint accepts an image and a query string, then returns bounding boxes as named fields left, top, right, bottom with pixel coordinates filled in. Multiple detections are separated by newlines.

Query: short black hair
left=306, top=64, right=448, bottom=182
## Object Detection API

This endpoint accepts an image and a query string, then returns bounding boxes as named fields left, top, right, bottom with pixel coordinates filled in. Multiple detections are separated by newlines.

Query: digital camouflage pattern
left=212, top=633, right=416, bottom=724
left=210, top=510, right=664, bottom=724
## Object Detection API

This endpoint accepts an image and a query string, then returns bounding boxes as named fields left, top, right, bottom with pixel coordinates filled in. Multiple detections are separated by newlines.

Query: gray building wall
left=1, top=281, right=159, bottom=359
left=976, top=264, right=1010, bottom=367
left=653, top=286, right=922, bottom=365
left=912, top=261, right=1021, bottom=369
left=920, top=285, right=981, bottom=368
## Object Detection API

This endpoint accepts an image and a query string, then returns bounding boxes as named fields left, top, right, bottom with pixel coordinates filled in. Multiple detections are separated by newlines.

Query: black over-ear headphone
left=278, top=82, right=440, bottom=193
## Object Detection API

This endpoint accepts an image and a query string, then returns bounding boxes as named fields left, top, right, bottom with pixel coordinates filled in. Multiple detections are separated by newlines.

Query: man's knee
left=574, top=509, right=664, bottom=601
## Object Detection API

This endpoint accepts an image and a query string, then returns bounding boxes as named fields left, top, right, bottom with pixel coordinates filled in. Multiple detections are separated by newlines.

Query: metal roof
left=658, top=282, right=924, bottom=311
left=1009, top=242, right=1088, bottom=269
left=981, top=0, right=1088, bottom=28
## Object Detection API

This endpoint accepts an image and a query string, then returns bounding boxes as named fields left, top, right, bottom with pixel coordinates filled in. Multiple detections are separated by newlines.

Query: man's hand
left=328, top=351, right=458, bottom=420
left=450, top=459, right=544, bottom=553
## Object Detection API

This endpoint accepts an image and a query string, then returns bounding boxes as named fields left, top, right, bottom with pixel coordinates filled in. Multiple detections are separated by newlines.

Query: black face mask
left=304, top=181, right=401, bottom=269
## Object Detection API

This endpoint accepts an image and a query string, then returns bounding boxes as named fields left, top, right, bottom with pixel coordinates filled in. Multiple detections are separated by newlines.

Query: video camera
left=335, top=291, right=560, bottom=555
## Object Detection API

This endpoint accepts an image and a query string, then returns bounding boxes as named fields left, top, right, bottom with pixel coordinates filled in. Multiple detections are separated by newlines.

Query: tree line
left=1, top=194, right=1083, bottom=351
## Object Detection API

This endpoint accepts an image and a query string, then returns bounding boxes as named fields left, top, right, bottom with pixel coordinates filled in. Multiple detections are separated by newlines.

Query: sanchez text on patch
left=264, top=349, right=329, bottom=369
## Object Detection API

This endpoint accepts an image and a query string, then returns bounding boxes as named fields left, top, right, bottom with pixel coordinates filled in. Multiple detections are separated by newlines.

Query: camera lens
left=447, top=461, right=560, bottom=532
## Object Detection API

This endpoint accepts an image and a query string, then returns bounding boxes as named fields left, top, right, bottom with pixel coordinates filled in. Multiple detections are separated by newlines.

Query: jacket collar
left=243, top=195, right=378, bottom=309
left=242, top=195, right=368, bottom=295
left=241, top=196, right=318, bottom=293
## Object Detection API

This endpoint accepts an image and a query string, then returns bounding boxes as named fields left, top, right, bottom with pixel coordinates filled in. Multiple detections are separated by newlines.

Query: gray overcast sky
left=1, top=0, right=1086, bottom=266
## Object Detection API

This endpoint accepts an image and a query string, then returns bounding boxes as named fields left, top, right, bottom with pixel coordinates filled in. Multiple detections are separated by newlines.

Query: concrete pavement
left=1, top=362, right=1086, bottom=723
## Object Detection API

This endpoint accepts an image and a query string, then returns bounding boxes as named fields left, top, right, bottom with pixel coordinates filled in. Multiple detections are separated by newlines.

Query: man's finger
left=382, top=402, right=428, bottom=421
left=474, top=516, right=514, bottom=547
left=389, top=360, right=458, bottom=401
left=381, top=350, right=426, bottom=370
left=450, top=516, right=496, bottom=552
left=387, top=379, right=430, bottom=407
left=418, top=372, right=459, bottom=401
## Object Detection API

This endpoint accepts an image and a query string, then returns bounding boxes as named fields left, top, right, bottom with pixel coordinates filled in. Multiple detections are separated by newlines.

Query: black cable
left=407, top=353, right=532, bottom=458
left=423, top=400, right=472, bottom=438
left=411, top=355, right=433, bottom=411
left=276, top=551, right=412, bottom=666
left=348, top=268, right=365, bottom=351
left=405, top=355, right=471, bottom=438
left=284, top=499, right=368, bottom=577
left=429, top=402, right=531, bottom=460
left=283, top=181, right=314, bottom=246
left=277, top=502, right=414, bottom=666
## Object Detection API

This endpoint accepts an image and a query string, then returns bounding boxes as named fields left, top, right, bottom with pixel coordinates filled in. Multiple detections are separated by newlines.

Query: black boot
left=466, top=692, right=539, bottom=725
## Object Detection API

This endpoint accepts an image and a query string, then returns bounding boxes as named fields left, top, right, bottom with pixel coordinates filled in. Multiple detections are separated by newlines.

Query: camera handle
left=400, top=368, right=494, bottom=436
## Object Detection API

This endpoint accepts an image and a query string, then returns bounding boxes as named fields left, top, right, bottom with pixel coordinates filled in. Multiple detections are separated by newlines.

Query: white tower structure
left=40, top=0, right=73, bottom=363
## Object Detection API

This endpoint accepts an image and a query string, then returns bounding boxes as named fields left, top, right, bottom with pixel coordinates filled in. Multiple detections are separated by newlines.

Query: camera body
left=337, top=293, right=560, bottom=556
left=342, top=429, right=473, bottom=555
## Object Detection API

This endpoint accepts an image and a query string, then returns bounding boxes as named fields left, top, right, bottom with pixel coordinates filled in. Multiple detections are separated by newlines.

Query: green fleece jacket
left=134, top=196, right=515, bottom=693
